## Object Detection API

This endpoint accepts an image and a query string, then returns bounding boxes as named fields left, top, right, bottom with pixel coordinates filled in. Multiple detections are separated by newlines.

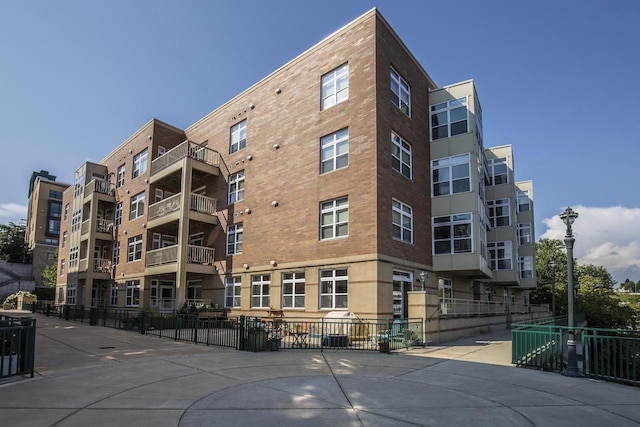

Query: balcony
left=77, top=257, right=112, bottom=278
left=145, top=245, right=215, bottom=268
left=438, top=298, right=548, bottom=316
left=147, top=193, right=217, bottom=228
left=150, top=140, right=220, bottom=179
left=84, top=178, right=115, bottom=202
left=80, top=218, right=114, bottom=241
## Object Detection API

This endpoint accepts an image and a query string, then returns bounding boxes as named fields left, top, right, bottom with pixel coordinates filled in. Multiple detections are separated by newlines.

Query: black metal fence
left=0, top=315, right=36, bottom=379
left=29, top=303, right=424, bottom=353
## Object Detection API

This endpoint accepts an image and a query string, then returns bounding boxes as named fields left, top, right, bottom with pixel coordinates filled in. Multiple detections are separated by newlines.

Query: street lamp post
left=418, top=271, right=428, bottom=292
left=549, top=259, right=557, bottom=317
left=560, top=207, right=581, bottom=377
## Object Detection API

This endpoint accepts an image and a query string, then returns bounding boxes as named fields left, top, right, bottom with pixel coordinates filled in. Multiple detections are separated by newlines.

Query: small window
left=320, top=197, right=348, bottom=240
left=125, top=280, right=140, bottom=307
left=282, top=272, right=305, bottom=309
left=391, top=68, right=411, bottom=116
left=488, top=157, right=509, bottom=185
left=488, top=199, right=510, bottom=227
left=517, top=190, right=531, bottom=212
left=488, top=241, right=512, bottom=270
left=127, top=235, right=143, bottom=262
left=391, top=132, right=412, bottom=179
left=230, top=120, right=247, bottom=154
left=251, top=274, right=270, bottom=308
left=320, top=128, right=349, bottom=174
left=129, top=192, right=145, bottom=220
left=116, top=164, right=125, bottom=188
left=320, top=269, right=348, bottom=309
left=132, top=149, right=148, bottom=178
left=321, top=63, right=349, bottom=110
left=430, top=97, right=468, bottom=140
left=227, top=223, right=243, bottom=255
left=392, top=199, right=413, bottom=244
left=228, top=170, right=245, bottom=204
left=225, top=277, right=242, bottom=308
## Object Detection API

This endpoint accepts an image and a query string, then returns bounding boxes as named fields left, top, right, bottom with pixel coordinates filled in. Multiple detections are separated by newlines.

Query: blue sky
left=1, top=1, right=639, bottom=282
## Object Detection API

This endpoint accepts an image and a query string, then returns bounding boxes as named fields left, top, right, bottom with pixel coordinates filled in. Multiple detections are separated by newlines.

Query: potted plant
left=268, top=330, right=282, bottom=351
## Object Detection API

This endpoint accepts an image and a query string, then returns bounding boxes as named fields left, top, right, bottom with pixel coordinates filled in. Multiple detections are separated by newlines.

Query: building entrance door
left=392, top=270, right=413, bottom=319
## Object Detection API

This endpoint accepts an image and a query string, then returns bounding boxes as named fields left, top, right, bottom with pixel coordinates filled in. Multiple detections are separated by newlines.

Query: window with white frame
left=320, top=128, right=349, bottom=174
left=132, top=149, right=148, bottom=178
left=62, top=231, right=67, bottom=248
left=488, top=198, right=510, bottom=227
left=129, top=192, right=145, bottom=220
left=390, top=68, right=410, bottom=116
left=125, top=280, right=140, bottom=306
left=430, top=97, right=468, bottom=141
left=488, top=157, right=508, bottom=185
left=115, top=202, right=122, bottom=226
left=60, top=259, right=65, bottom=276
left=64, top=203, right=69, bottom=221
left=432, top=153, right=471, bottom=196
left=391, top=132, right=412, bottom=179
left=488, top=241, right=512, bottom=270
left=320, top=268, right=348, bottom=309
left=187, top=280, right=202, bottom=301
left=69, top=246, right=79, bottom=269
left=225, top=276, right=241, bottom=308
left=110, top=283, right=118, bottom=306
left=438, top=278, right=453, bottom=304
left=127, top=235, right=143, bottom=262
left=320, top=197, right=348, bottom=240
left=517, top=223, right=532, bottom=245
left=112, top=242, right=120, bottom=266
left=251, top=274, right=270, bottom=308
left=433, top=213, right=473, bottom=255
left=73, top=172, right=84, bottom=197
left=321, top=63, right=349, bottom=110
left=71, top=211, right=81, bottom=232
left=282, top=272, right=305, bottom=309
left=519, top=256, right=534, bottom=279
left=58, top=287, right=64, bottom=303
left=226, top=223, right=243, bottom=255
left=228, top=170, right=245, bottom=204
left=517, top=190, right=531, bottom=212
left=392, top=199, right=413, bottom=243
left=229, top=120, right=247, bottom=154
left=67, top=284, right=77, bottom=305
left=116, top=164, right=125, bottom=188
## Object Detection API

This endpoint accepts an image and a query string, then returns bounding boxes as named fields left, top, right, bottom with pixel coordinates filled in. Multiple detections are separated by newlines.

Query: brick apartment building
left=55, top=8, right=538, bottom=341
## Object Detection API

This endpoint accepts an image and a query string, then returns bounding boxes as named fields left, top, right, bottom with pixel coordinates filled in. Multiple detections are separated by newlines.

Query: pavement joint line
left=321, top=351, right=365, bottom=427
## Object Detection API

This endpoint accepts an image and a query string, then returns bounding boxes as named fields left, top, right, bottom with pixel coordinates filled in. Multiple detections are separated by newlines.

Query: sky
left=1, top=0, right=639, bottom=283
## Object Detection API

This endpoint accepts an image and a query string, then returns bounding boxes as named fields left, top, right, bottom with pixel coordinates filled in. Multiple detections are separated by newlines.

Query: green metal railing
left=512, top=323, right=564, bottom=371
left=0, top=315, right=36, bottom=379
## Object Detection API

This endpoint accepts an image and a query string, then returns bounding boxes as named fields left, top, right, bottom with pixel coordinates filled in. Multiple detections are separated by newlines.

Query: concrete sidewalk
left=1, top=313, right=640, bottom=426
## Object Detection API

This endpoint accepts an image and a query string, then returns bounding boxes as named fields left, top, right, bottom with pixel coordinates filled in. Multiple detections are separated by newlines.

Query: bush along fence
left=512, top=318, right=640, bottom=387
left=29, top=302, right=423, bottom=353
left=0, top=315, right=36, bottom=379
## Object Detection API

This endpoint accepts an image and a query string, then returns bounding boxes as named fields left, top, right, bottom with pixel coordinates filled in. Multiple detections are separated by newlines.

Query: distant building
left=26, top=170, right=69, bottom=288
left=55, top=9, right=539, bottom=342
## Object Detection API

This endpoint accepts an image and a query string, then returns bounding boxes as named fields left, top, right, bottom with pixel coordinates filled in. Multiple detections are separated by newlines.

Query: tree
left=41, top=263, right=57, bottom=288
left=0, top=222, right=30, bottom=263
left=577, top=264, right=616, bottom=289
left=531, top=239, right=568, bottom=306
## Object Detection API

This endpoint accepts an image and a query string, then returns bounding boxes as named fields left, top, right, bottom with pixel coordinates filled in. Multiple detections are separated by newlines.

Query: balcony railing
left=94, top=258, right=112, bottom=274
left=439, top=298, right=548, bottom=316
left=190, top=193, right=217, bottom=215
left=151, top=298, right=175, bottom=311
left=187, top=245, right=215, bottom=265
left=145, top=244, right=215, bottom=267
left=148, top=193, right=182, bottom=221
left=96, top=219, right=113, bottom=234
left=84, top=178, right=115, bottom=197
left=150, top=140, right=220, bottom=176
left=146, top=245, right=178, bottom=267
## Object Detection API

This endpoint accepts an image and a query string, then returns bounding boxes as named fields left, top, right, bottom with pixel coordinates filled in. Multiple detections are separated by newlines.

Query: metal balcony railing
left=150, top=140, right=220, bottom=176
left=148, top=193, right=182, bottom=221
left=84, top=178, right=115, bottom=197
left=187, top=245, right=215, bottom=265
left=190, top=193, right=217, bottom=215
left=145, top=245, right=178, bottom=267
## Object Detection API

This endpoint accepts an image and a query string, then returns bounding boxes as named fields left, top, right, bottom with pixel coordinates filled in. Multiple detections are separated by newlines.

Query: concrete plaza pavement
left=1, top=312, right=640, bottom=426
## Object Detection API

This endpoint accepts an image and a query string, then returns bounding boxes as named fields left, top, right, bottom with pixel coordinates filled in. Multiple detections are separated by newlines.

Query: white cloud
left=0, top=203, right=27, bottom=222
left=540, top=206, right=640, bottom=283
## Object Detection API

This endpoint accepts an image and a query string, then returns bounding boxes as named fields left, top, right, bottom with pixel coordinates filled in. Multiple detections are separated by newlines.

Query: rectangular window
left=517, top=223, right=532, bottom=245
left=488, top=198, right=510, bottom=227
left=390, top=68, right=410, bottom=116
left=228, top=170, right=245, bottom=204
left=69, top=246, right=79, bottom=269
left=112, top=242, right=120, bottom=266
left=488, top=241, right=512, bottom=270
left=251, top=274, right=270, bottom=308
left=125, top=280, right=140, bottom=306
left=282, top=272, right=305, bottom=309
left=430, top=97, right=468, bottom=140
left=49, top=190, right=62, bottom=200
left=132, top=149, right=148, bottom=179
left=115, top=202, right=122, bottom=226
left=432, top=154, right=471, bottom=196
left=320, top=197, right=348, bottom=240
left=110, top=283, right=118, bottom=306
left=62, top=231, right=67, bottom=248
left=517, top=190, right=531, bottom=212
left=67, top=284, right=77, bottom=305
left=320, top=269, right=348, bottom=309
left=320, top=128, right=349, bottom=174
left=47, top=201, right=62, bottom=235
left=230, top=120, right=247, bottom=154
left=321, top=63, right=349, bottom=110
left=60, top=260, right=65, bottom=276
left=433, top=213, right=473, bottom=255
left=226, top=223, right=243, bottom=255
left=488, top=157, right=508, bottom=185
left=438, top=278, right=453, bottom=304
left=71, top=211, right=81, bottom=232
left=225, top=277, right=241, bottom=308
left=519, top=256, right=534, bottom=279
left=116, top=164, right=125, bottom=188
left=391, top=132, right=412, bottom=179
left=64, top=203, right=69, bottom=221
left=129, top=192, right=145, bottom=220
left=127, top=235, right=143, bottom=262
left=392, top=199, right=413, bottom=243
